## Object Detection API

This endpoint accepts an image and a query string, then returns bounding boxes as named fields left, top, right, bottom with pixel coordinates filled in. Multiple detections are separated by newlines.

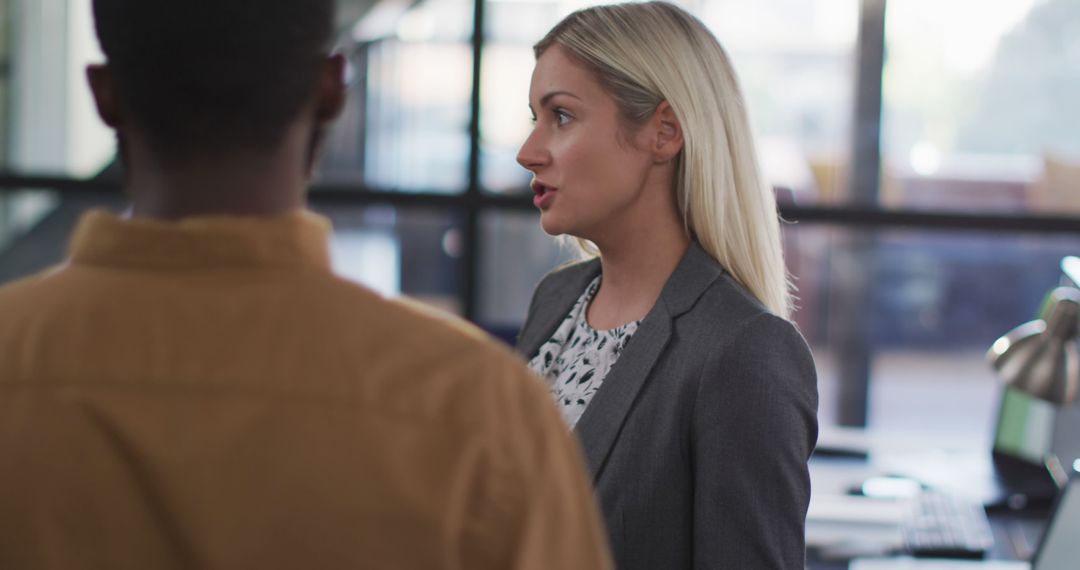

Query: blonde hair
left=536, top=1, right=792, bottom=318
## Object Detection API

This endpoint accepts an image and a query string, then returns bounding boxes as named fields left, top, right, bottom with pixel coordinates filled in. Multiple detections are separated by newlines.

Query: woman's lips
left=532, top=181, right=557, bottom=209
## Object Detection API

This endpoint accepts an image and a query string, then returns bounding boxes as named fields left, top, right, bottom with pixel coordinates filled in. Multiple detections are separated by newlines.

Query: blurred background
left=1, top=0, right=1079, bottom=444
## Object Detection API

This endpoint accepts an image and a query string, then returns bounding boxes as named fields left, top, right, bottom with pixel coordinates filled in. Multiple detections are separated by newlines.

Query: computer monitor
left=1031, top=476, right=1080, bottom=569
left=1048, top=404, right=1080, bottom=481
left=990, top=387, right=1061, bottom=507
left=994, top=387, right=1056, bottom=463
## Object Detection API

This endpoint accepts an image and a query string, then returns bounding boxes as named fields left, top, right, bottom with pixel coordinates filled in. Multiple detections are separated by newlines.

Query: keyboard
left=901, top=491, right=996, bottom=559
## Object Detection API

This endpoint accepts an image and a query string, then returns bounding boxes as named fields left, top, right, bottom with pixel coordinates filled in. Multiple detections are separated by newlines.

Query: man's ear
left=86, top=64, right=123, bottom=128
left=315, top=53, right=347, bottom=123
left=651, top=101, right=684, bottom=163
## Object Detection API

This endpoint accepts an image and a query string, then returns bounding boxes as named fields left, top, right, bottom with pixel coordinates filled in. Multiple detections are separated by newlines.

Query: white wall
left=66, top=0, right=111, bottom=176
left=10, top=0, right=112, bottom=176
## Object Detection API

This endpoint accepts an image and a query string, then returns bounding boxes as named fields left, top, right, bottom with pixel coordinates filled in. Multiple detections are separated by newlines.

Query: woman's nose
left=516, top=129, right=549, bottom=172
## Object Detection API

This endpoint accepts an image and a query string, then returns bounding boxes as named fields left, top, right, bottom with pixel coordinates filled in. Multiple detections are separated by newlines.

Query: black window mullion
left=834, top=0, right=888, bottom=427
left=462, top=0, right=486, bottom=323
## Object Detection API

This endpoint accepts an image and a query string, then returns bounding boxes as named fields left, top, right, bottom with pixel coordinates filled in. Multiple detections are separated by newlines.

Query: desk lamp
left=987, top=257, right=1080, bottom=406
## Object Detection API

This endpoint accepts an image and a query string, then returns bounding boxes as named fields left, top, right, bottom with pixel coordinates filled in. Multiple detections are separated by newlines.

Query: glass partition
left=320, top=0, right=476, bottom=193
left=480, top=0, right=860, bottom=201
left=316, top=204, right=466, bottom=315
left=794, top=224, right=1080, bottom=434
left=882, top=0, right=1080, bottom=214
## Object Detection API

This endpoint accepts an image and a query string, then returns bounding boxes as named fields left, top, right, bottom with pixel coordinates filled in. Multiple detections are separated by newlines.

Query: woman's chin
left=539, top=214, right=571, bottom=237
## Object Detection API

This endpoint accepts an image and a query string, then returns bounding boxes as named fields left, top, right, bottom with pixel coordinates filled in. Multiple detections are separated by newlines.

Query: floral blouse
left=527, top=276, right=641, bottom=428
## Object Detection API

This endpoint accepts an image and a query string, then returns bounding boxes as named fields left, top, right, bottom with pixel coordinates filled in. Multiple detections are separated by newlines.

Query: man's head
left=89, top=0, right=343, bottom=161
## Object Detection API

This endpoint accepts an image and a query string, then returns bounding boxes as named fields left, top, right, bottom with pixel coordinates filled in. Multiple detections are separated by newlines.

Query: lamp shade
left=987, top=287, right=1080, bottom=405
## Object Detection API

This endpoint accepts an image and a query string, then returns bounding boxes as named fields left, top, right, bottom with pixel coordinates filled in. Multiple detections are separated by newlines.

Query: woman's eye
left=554, top=109, right=572, bottom=126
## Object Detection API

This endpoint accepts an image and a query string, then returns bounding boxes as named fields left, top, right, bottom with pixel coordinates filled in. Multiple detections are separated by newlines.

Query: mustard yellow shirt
left=0, top=210, right=611, bottom=570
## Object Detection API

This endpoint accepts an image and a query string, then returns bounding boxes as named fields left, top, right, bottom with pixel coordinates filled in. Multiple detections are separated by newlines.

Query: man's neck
left=124, top=128, right=313, bottom=220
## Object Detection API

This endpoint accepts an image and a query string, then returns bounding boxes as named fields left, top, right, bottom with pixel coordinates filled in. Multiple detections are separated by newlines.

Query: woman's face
left=517, top=45, right=656, bottom=241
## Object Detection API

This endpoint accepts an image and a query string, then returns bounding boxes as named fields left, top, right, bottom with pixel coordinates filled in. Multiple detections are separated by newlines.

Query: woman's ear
left=652, top=101, right=684, bottom=163
left=86, top=64, right=123, bottom=128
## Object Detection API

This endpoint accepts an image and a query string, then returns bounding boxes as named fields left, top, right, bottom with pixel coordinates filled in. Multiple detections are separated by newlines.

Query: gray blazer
left=517, top=243, right=818, bottom=569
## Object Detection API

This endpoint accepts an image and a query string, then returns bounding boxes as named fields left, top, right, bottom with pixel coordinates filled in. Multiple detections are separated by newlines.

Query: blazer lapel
left=574, top=302, right=672, bottom=480
left=517, top=260, right=601, bottom=359
left=574, top=242, right=724, bottom=481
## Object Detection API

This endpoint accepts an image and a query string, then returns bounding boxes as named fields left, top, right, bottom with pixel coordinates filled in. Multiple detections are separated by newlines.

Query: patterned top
left=528, top=276, right=641, bottom=428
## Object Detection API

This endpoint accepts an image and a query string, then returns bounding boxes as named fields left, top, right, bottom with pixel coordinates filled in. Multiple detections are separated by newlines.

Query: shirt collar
left=68, top=209, right=333, bottom=272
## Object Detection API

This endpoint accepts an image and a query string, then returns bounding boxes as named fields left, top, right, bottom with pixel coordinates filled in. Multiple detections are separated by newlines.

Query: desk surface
left=807, top=427, right=1050, bottom=569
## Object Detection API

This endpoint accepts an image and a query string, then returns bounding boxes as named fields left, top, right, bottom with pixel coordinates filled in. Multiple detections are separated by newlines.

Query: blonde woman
left=515, top=2, right=818, bottom=568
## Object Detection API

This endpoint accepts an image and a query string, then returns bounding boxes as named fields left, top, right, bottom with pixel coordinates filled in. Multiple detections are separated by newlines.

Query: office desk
left=807, top=427, right=1050, bottom=569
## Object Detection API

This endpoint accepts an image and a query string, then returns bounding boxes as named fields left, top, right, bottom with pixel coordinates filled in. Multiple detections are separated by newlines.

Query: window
left=1, top=0, right=1078, bottom=436
left=882, top=0, right=1080, bottom=213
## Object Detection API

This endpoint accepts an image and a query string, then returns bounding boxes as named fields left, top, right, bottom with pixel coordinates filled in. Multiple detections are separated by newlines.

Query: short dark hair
left=92, top=0, right=336, bottom=156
